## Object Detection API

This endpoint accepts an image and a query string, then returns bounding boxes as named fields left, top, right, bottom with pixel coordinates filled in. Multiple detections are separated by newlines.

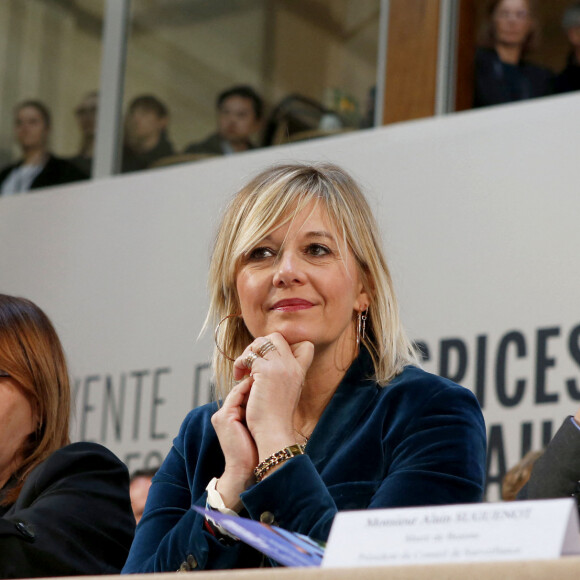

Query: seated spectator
left=130, top=467, right=157, bottom=525
left=474, top=0, right=553, bottom=108
left=0, top=294, right=135, bottom=577
left=68, top=91, right=98, bottom=176
left=184, top=85, right=263, bottom=156
left=0, top=100, right=88, bottom=196
left=122, top=95, right=175, bottom=173
left=555, top=2, right=580, bottom=93
left=518, top=409, right=580, bottom=513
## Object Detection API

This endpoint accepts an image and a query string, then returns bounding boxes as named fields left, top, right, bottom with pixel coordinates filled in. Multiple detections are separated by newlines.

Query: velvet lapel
left=305, top=348, right=380, bottom=470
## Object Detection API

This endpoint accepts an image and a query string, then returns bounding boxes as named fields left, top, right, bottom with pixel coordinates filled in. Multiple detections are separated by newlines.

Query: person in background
left=0, top=100, right=87, bottom=196
left=0, top=294, right=134, bottom=577
left=555, top=2, right=580, bottom=93
left=68, top=91, right=98, bottom=176
left=518, top=408, right=580, bottom=513
left=122, top=163, right=486, bottom=573
left=122, top=95, right=175, bottom=173
left=184, top=85, right=263, bottom=156
left=474, top=0, right=553, bottom=108
left=130, top=467, right=157, bottom=525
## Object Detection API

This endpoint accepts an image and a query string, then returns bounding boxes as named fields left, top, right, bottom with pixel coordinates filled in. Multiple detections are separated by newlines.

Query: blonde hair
left=206, top=163, right=420, bottom=400
left=0, top=294, right=70, bottom=504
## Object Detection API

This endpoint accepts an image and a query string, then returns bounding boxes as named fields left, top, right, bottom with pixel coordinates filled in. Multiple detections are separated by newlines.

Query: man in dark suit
left=0, top=100, right=87, bottom=196
left=121, top=95, right=175, bottom=173
left=184, top=85, right=263, bottom=156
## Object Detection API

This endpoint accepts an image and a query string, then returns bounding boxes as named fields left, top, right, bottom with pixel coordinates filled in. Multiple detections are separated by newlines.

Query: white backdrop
left=1, top=93, right=579, bottom=500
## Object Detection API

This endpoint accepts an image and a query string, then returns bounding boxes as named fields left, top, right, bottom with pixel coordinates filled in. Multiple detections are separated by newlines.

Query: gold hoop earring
left=214, top=314, right=241, bottom=362
left=356, top=308, right=368, bottom=347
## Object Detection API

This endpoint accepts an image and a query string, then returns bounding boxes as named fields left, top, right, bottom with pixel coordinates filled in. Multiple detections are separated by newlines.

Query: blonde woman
left=123, top=163, right=486, bottom=572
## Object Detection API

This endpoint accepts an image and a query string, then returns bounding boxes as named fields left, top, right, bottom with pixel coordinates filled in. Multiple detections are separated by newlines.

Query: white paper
left=323, top=499, right=580, bottom=568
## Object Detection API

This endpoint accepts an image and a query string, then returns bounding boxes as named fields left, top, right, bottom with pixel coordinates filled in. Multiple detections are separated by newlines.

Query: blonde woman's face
left=235, top=203, right=369, bottom=349
left=493, top=0, right=532, bottom=48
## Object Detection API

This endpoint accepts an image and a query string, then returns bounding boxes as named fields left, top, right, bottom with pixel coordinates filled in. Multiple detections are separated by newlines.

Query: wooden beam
left=454, top=0, right=476, bottom=112
left=383, top=0, right=441, bottom=124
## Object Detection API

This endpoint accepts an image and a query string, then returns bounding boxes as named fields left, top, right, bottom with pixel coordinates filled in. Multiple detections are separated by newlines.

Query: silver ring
left=243, top=351, right=259, bottom=370
left=256, top=339, right=277, bottom=358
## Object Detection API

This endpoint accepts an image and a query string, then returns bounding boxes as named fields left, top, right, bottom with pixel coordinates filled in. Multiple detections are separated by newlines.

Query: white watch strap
left=206, top=477, right=239, bottom=515
left=205, top=477, right=239, bottom=539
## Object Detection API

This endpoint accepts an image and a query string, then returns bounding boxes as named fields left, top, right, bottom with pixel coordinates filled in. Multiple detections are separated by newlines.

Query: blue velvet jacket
left=122, top=351, right=486, bottom=573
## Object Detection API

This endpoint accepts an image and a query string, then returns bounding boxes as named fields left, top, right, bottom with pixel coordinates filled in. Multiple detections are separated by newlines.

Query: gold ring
left=243, top=351, right=259, bottom=370
left=256, top=339, right=277, bottom=358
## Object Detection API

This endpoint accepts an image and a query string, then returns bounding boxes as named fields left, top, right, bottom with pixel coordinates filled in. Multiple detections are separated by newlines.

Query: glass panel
left=0, top=0, right=103, bottom=183
left=266, top=0, right=380, bottom=137
left=122, top=0, right=380, bottom=172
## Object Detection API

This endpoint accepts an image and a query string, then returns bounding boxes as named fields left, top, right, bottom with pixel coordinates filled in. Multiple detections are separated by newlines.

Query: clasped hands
left=210, top=332, right=314, bottom=510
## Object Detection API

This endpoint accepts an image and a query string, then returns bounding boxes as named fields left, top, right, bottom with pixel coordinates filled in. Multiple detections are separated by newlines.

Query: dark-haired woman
left=0, top=294, right=134, bottom=577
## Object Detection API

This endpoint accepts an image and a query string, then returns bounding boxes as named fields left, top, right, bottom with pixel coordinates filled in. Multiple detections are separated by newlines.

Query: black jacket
left=519, top=417, right=580, bottom=512
left=554, top=54, right=580, bottom=94
left=0, top=155, right=88, bottom=194
left=121, top=134, right=175, bottom=173
left=0, top=442, right=135, bottom=578
left=183, top=132, right=255, bottom=156
left=474, top=48, right=554, bottom=108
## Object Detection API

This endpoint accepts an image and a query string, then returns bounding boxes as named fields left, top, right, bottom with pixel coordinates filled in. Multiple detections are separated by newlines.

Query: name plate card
left=322, top=499, right=580, bottom=568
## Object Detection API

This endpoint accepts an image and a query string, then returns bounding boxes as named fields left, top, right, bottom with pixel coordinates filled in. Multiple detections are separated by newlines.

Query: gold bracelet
left=254, top=444, right=305, bottom=482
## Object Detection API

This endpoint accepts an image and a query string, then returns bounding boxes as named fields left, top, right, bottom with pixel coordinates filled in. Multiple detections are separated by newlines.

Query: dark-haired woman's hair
left=0, top=295, right=70, bottom=504
left=478, top=0, right=539, bottom=57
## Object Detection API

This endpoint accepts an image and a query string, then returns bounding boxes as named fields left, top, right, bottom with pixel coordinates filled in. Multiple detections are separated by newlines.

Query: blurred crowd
left=1, top=0, right=579, bottom=196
